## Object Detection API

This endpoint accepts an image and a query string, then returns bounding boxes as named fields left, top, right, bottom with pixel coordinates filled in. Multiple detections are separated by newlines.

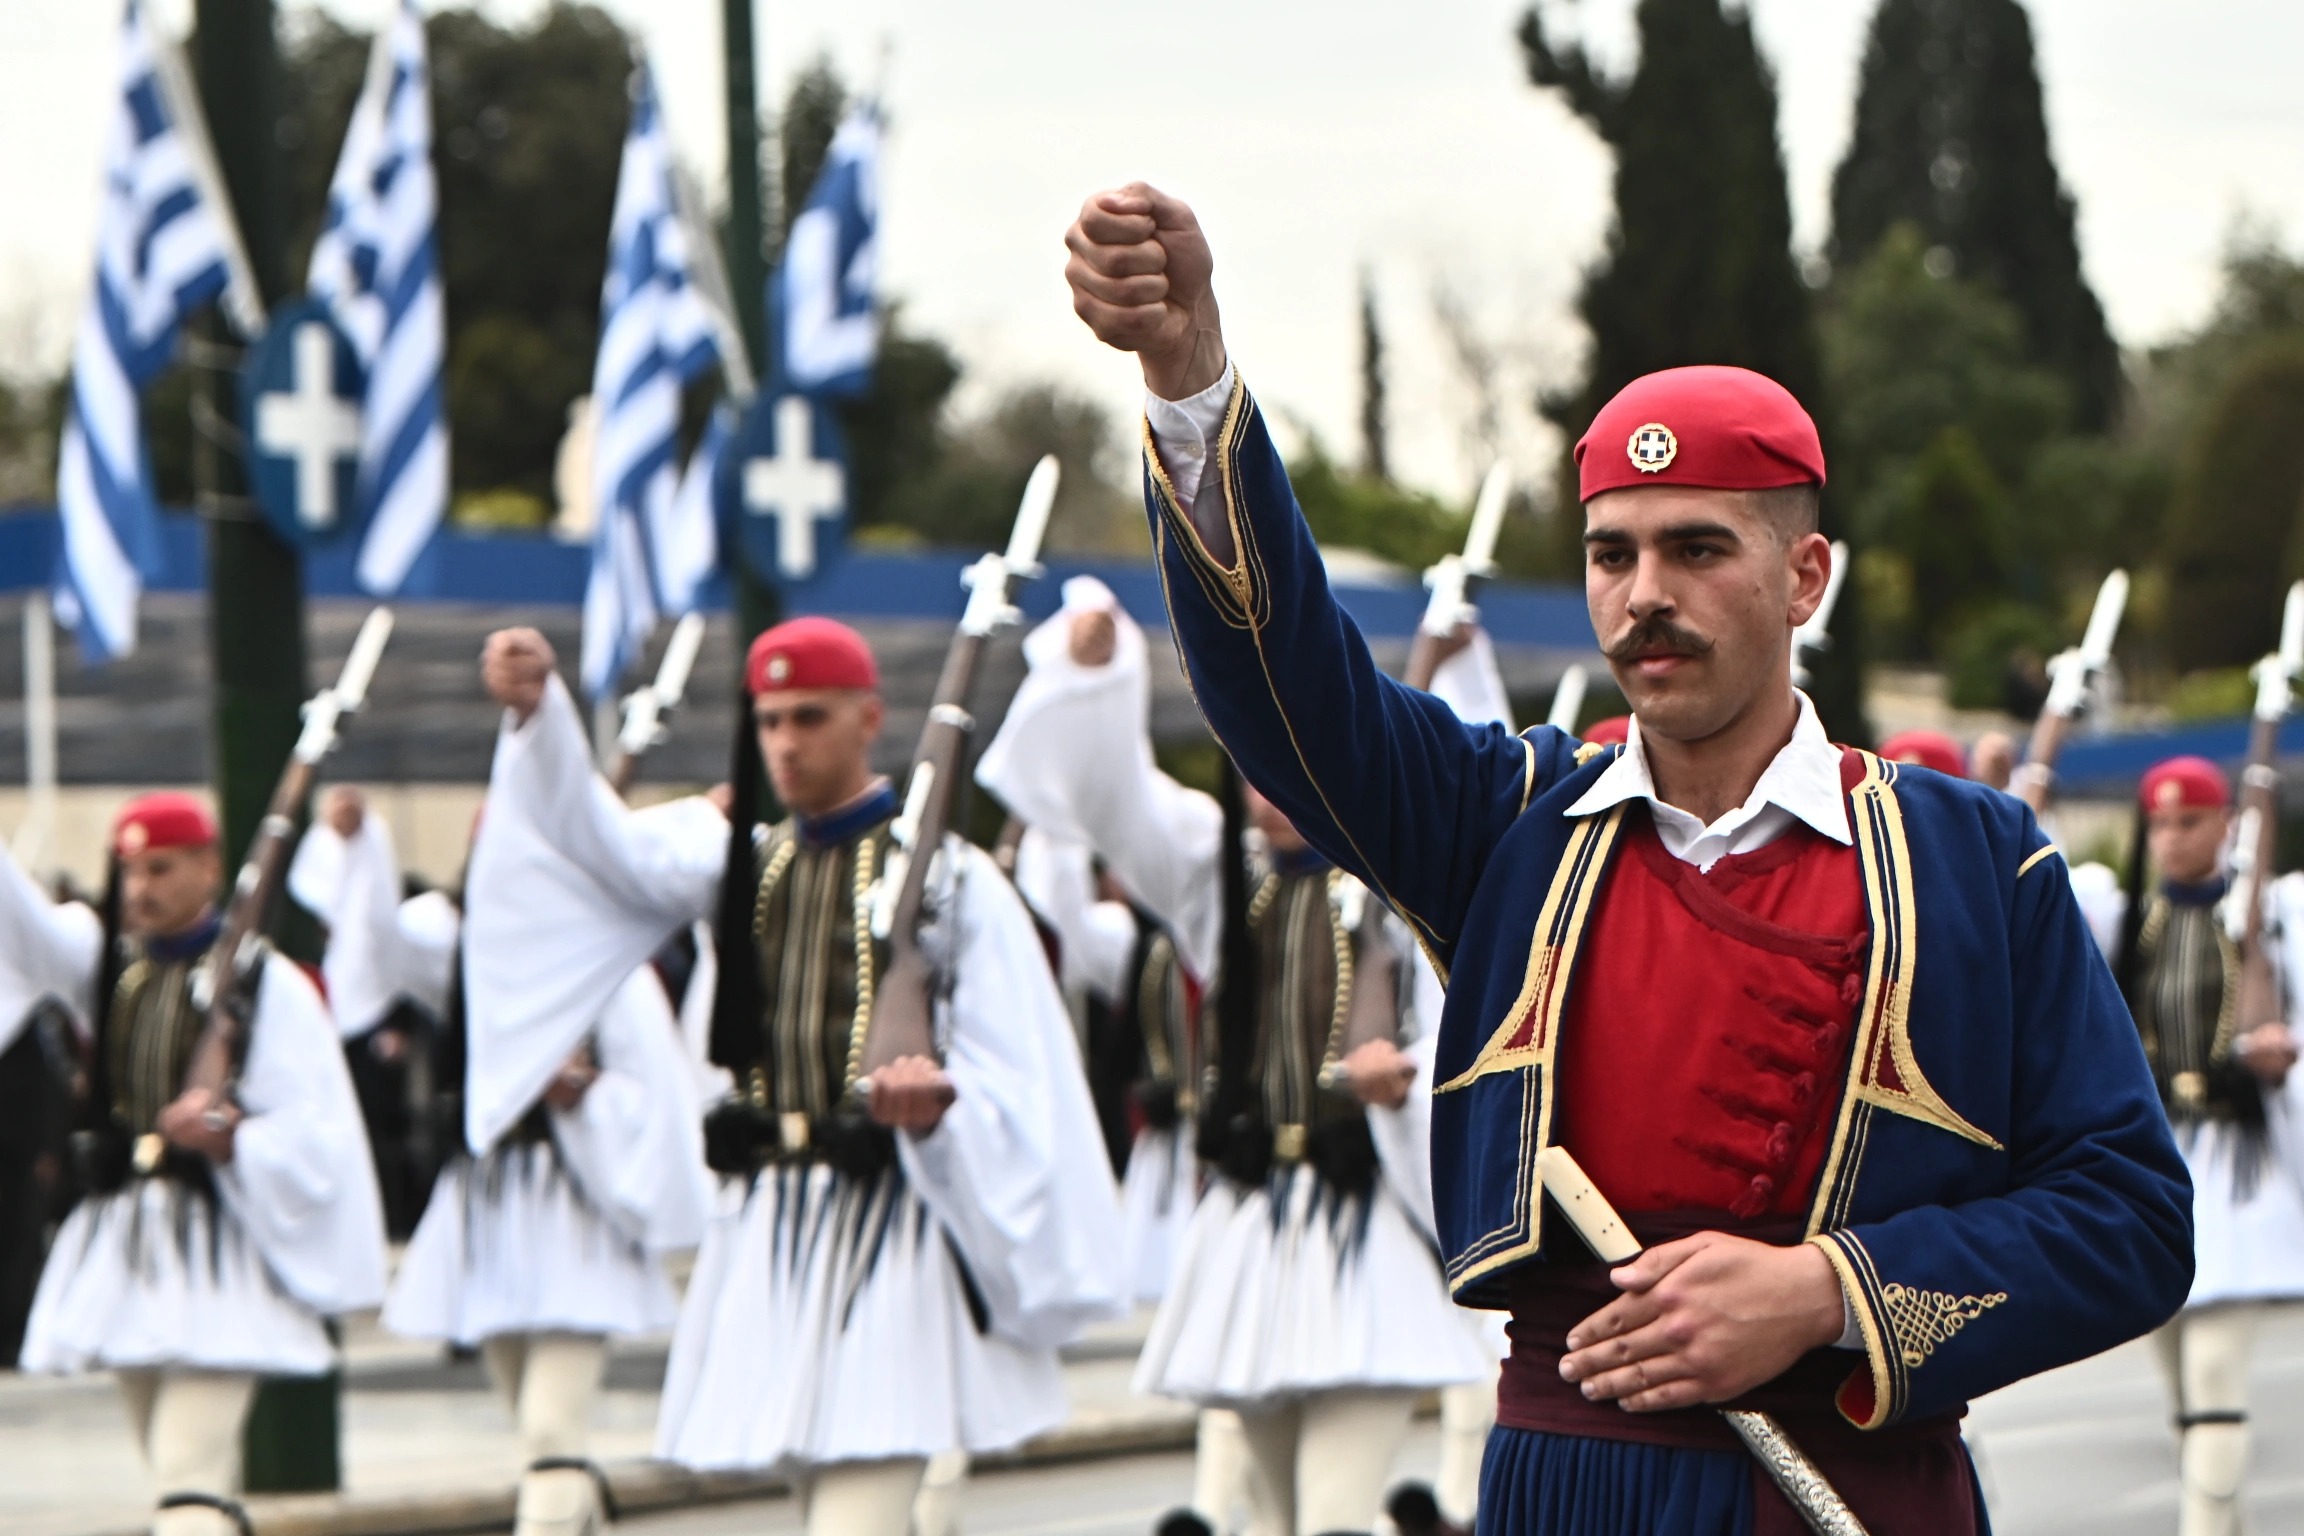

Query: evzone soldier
left=294, top=780, right=712, bottom=1536
left=1065, top=183, right=2191, bottom=1531
left=980, top=576, right=1214, bottom=1308
left=469, top=618, right=1124, bottom=1536
left=286, top=787, right=460, bottom=1236
left=2081, top=757, right=2304, bottom=1536
left=10, top=795, right=387, bottom=1536
left=979, top=582, right=1493, bottom=1536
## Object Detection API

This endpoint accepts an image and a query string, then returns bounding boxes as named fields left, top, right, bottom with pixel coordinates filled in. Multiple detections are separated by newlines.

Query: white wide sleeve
left=550, top=965, right=714, bottom=1253
left=461, top=673, right=730, bottom=1151
left=898, top=843, right=1128, bottom=1349
left=975, top=578, right=1223, bottom=981
left=0, top=849, right=101, bottom=1056
left=1428, top=628, right=1515, bottom=731
left=217, top=956, right=388, bottom=1314
left=288, top=812, right=415, bottom=1038
left=2068, top=860, right=2128, bottom=962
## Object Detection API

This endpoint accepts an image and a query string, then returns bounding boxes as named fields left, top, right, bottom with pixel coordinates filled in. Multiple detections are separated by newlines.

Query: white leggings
left=482, top=1331, right=608, bottom=1463
left=1233, top=1390, right=1418, bottom=1536
left=803, top=1457, right=932, bottom=1536
left=2154, top=1305, right=2262, bottom=1536
left=117, top=1370, right=257, bottom=1536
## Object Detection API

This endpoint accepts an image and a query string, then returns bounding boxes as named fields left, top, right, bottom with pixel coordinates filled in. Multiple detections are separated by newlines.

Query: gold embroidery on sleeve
left=1883, top=1283, right=2007, bottom=1368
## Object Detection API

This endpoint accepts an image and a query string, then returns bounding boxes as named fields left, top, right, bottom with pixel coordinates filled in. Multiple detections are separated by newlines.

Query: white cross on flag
left=256, top=319, right=361, bottom=528
left=744, top=396, right=845, bottom=579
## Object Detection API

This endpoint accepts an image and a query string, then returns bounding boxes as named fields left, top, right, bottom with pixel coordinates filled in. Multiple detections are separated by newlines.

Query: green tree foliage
left=429, top=6, right=633, bottom=511
left=1287, top=441, right=1466, bottom=574
left=1821, top=224, right=2068, bottom=658
left=1519, top=0, right=1865, bottom=740
left=1829, top=0, right=2120, bottom=431
left=2162, top=340, right=2304, bottom=670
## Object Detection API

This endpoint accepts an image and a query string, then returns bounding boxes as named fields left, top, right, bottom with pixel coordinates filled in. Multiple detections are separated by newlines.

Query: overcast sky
left=4, top=0, right=2300, bottom=498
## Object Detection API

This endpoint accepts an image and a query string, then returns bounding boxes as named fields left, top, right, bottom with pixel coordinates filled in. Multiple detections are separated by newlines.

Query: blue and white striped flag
left=778, top=104, right=881, bottom=397
left=306, top=0, right=448, bottom=594
left=55, top=0, right=251, bottom=660
left=579, top=63, right=722, bottom=698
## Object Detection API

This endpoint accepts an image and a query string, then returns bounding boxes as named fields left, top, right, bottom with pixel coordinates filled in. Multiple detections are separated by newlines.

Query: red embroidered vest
left=1553, top=807, right=1868, bottom=1219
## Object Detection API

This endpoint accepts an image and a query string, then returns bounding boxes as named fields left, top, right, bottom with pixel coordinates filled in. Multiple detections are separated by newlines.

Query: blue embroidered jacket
left=1142, top=377, right=2192, bottom=1430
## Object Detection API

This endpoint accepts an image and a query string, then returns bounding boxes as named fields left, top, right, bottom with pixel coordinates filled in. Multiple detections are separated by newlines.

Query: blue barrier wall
left=0, top=506, right=1601, bottom=649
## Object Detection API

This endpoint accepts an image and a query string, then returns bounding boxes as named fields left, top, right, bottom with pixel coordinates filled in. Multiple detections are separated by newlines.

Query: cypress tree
left=1520, top=0, right=1866, bottom=741
left=1359, top=269, right=1390, bottom=482
left=1829, top=0, right=2121, bottom=431
left=2162, top=340, right=2304, bottom=670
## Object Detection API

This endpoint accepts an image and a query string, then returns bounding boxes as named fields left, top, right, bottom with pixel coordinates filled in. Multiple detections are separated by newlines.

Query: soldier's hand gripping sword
left=606, top=611, right=707, bottom=796
left=1404, top=462, right=1511, bottom=692
left=854, top=456, right=1060, bottom=1100
left=153, top=608, right=394, bottom=1172
left=2014, top=569, right=2129, bottom=813
left=1537, top=1146, right=1871, bottom=1536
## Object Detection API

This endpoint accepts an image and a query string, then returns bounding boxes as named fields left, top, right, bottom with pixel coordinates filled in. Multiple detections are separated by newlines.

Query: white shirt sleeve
left=1143, top=362, right=1238, bottom=520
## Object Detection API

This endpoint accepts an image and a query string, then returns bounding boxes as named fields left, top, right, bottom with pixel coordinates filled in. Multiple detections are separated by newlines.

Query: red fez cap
left=745, top=616, right=878, bottom=696
left=1575, top=366, right=1826, bottom=503
left=113, top=792, right=218, bottom=859
left=1582, top=715, right=1632, bottom=746
left=2140, top=756, right=2230, bottom=813
left=1880, top=730, right=1967, bottom=780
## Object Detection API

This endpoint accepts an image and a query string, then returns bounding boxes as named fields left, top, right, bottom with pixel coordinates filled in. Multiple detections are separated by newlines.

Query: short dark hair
left=1748, top=483, right=1821, bottom=543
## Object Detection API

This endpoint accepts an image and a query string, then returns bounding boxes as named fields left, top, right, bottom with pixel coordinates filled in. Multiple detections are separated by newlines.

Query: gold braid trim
left=1882, top=1283, right=2007, bottom=1368
left=1315, top=868, right=1356, bottom=1080
left=1248, top=871, right=1280, bottom=926
left=840, top=835, right=880, bottom=1093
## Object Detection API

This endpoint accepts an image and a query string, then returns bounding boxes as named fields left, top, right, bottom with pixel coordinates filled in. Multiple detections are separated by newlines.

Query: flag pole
left=13, top=592, right=57, bottom=875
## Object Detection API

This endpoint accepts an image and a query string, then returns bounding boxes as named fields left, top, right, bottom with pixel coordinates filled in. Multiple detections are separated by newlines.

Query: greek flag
left=55, top=1, right=252, bottom=660
left=306, top=0, right=448, bottom=594
left=579, top=63, right=722, bottom=697
left=777, top=104, right=880, bottom=396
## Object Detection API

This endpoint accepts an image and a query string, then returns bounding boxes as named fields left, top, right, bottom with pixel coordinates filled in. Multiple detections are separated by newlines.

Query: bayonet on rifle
left=150, top=608, right=394, bottom=1173
left=2015, top=569, right=2129, bottom=813
left=1405, top=463, right=1511, bottom=692
left=1547, top=665, right=1589, bottom=735
left=854, top=457, right=1058, bottom=1087
left=2224, top=583, right=2304, bottom=973
left=1791, top=541, right=1850, bottom=687
left=607, top=611, right=707, bottom=795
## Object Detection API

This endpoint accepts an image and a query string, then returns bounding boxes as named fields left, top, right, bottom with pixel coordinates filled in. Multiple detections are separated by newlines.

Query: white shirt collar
left=1564, top=692, right=1851, bottom=867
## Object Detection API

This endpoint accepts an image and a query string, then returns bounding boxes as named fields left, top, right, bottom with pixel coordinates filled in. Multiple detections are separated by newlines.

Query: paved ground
left=6, top=1307, right=2302, bottom=1535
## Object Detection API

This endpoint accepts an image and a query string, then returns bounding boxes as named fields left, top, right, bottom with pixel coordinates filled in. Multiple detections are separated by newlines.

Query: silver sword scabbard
left=1535, top=1147, right=1870, bottom=1536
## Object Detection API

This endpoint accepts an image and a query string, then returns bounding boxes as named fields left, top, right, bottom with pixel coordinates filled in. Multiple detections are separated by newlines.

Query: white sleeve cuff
left=1143, top=362, right=1237, bottom=515
left=1834, top=1285, right=1862, bottom=1350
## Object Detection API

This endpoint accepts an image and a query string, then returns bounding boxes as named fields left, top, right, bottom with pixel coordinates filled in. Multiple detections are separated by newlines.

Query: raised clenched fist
left=481, top=628, right=556, bottom=722
left=1065, top=183, right=1227, bottom=401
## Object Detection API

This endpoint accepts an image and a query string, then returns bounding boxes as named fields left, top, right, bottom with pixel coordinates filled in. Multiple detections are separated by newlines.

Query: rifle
left=853, top=456, right=1059, bottom=1084
left=2224, top=581, right=2304, bottom=1040
left=1404, top=463, right=1511, bottom=692
left=1790, top=541, right=1850, bottom=688
left=2014, top=570, right=2128, bottom=813
left=151, top=607, right=393, bottom=1172
left=605, top=612, right=707, bottom=796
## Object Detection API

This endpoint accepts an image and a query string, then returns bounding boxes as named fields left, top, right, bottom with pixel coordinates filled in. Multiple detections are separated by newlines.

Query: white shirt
left=1566, top=693, right=1851, bottom=870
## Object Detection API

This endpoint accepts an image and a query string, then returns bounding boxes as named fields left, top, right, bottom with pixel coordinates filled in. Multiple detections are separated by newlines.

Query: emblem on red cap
left=1628, top=423, right=1677, bottom=474
left=120, top=821, right=149, bottom=856
left=767, top=654, right=792, bottom=684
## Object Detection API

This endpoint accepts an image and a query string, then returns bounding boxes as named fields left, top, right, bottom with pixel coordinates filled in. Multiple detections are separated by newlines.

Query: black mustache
left=1602, top=616, right=1715, bottom=662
